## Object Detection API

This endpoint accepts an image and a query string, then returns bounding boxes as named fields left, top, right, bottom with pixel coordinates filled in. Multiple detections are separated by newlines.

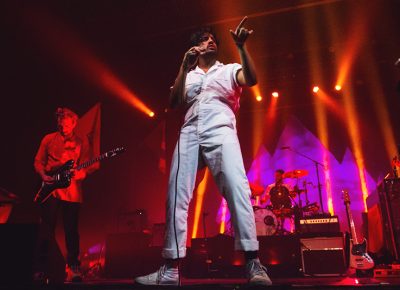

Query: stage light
left=271, top=91, right=279, bottom=98
left=313, top=86, right=320, bottom=93
left=149, top=111, right=155, bottom=118
left=256, top=95, right=263, bottom=102
left=335, top=85, right=342, bottom=91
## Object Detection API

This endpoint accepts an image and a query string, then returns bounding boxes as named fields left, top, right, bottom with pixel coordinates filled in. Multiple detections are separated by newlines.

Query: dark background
left=1, top=0, right=399, bottom=253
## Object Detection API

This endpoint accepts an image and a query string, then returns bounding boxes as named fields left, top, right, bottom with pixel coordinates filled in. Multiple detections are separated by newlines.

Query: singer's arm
left=169, top=66, right=188, bottom=109
left=230, top=16, right=257, bottom=87
left=169, top=46, right=201, bottom=109
left=236, top=46, right=257, bottom=87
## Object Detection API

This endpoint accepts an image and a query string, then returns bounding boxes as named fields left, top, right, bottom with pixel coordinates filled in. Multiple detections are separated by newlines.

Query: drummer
left=260, top=169, right=293, bottom=208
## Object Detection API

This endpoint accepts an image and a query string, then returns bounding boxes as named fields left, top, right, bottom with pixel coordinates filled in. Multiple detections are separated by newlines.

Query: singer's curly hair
left=189, top=27, right=219, bottom=47
left=55, top=107, right=78, bottom=123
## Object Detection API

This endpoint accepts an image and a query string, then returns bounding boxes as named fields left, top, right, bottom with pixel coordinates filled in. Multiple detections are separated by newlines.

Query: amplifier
left=380, top=178, right=400, bottom=260
left=298, top=216, right=340, bottom=233
left=300, top=235, right=347, bottom=276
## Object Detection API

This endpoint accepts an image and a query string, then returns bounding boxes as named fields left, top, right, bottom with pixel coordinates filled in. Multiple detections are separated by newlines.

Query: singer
left=135, top=17, right=271, bottom=286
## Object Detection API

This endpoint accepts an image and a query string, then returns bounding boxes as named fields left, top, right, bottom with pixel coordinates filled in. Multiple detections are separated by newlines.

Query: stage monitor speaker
left=105, top=232, right=163, bottom=278
left=300, top=235, right=347, bottom=276
left=258, top=235, right=302, bottom=277
left=0, top=224, right=38, bottom=285
left=187, top=235, right=302, bottom=278
left=186, top=234, right=242, bottom=278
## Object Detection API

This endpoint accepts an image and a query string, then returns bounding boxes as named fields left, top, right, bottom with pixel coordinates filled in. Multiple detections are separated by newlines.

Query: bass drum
left=253, top=207, right=278, bottom=236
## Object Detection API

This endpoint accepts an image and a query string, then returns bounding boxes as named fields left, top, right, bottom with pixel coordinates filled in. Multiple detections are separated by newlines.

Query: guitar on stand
left=34, top=147, right=125, bottom=204
left=342, top=190, right=374, bottom=275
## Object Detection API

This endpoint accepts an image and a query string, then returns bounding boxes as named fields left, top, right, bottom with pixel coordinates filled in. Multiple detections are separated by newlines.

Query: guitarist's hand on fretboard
left=41, top=173, right=55, bottom=184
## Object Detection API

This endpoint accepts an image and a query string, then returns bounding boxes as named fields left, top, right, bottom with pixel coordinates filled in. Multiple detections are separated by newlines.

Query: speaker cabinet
left=0, top=224, right=38, bottom=285
left=300, top=235, right=347, bottom=276
left=379, top=178, right=400, bottom=260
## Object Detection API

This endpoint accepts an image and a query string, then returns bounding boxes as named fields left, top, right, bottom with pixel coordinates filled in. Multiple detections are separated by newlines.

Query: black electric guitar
left=34, top=147, right=125, bottom=204
left=342, top=190, right=374, bottom=270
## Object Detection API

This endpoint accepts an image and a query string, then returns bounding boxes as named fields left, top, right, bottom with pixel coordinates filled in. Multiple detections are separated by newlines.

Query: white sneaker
left=134, top=265, right=179, bottom=286
left=246, top=258, right=272, bottom=286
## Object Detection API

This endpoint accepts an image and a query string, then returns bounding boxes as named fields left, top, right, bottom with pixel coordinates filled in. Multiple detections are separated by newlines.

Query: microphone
left=280, top=146, right=291, bottom=150
left=395, top=58, right=400, bottom=66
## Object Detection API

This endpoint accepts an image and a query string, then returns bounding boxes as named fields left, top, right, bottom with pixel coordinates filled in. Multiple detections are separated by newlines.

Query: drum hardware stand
left=282, top=147, right=326, bottom=215
left=273, top=205, right=294, bottom=236
left=303, top=180, right=310, bottom=206
left=202, top=212, right=213, bottom=275
left=275, top=214, right=293, bottom=236
left=293, top=182, right=304, bottom=219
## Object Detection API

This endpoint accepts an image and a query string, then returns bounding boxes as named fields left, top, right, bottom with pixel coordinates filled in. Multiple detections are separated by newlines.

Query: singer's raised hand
left=230, top=16, right=253, bottom=47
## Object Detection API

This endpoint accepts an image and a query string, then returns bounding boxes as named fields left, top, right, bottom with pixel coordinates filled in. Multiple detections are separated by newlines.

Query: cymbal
left=283, top=169, right=309, bottom=179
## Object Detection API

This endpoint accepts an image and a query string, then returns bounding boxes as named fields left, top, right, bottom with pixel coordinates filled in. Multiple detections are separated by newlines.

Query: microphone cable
left=173, top=129, right=182, bottom=285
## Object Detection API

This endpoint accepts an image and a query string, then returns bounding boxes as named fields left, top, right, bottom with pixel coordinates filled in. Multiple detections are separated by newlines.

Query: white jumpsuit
left=162, top=61, right=258, bottom=259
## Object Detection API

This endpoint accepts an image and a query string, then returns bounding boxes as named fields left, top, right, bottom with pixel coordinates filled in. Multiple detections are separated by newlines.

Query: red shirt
left=34, top=132, right=89, bottom=203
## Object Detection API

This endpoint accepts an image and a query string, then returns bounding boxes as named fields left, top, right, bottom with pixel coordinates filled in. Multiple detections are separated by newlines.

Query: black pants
left=39, top=196, right=81, bottom=266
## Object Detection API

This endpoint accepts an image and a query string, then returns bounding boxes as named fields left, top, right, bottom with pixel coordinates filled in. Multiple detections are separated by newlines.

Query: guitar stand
left=347, top=268, right=375, bottom=279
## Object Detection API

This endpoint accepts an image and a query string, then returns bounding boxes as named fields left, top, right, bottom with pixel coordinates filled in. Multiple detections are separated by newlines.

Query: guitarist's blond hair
left=55, top=107, right=78, bottom=123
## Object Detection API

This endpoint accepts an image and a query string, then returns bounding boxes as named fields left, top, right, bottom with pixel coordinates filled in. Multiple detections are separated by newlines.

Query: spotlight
left=313, top=86, right=320, bottom=93
left=271, top=91, right=279, bottom=98
left=256, top=95, right=263, bottom=102
left=335, top=85, right=342, bottom=91
left=149, top=111, right=155, bottom=117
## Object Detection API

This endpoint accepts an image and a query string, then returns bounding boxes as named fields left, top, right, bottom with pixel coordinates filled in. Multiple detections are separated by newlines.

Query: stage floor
left=5, top=276, right=398, bottom=290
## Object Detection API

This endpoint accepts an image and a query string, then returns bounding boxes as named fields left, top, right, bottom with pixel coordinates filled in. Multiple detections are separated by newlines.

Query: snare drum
left=253, top=207, right=278, bottom=236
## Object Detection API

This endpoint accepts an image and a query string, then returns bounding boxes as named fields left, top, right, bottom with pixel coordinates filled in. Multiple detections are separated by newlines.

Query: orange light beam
left=362, top=51, right=399, bottom=160
left=22, top=6, right=154, bottom=117
left=317, top=90, right=344, bottom=122
left=335, top=8, right=368, bottom=87
left=302, top=6, right=334, bottom=215
left=324, top=2, right=370, bottom=211
left=191, top=169, right=210, bottom=239
left=332, top=3, right=370, bottom=211
left=219, top=198, right=229, bottom=234
left=342, top=86, right=369, bottom=211
left=250, top=84, right=265, bottom=156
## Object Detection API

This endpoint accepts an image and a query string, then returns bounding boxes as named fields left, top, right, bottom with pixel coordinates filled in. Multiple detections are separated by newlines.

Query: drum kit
left=251, top=169, right=320, bottom=236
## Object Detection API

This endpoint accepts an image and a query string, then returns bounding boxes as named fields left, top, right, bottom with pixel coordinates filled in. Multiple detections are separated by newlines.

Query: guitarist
left=34, top=107, right=90, bottom=282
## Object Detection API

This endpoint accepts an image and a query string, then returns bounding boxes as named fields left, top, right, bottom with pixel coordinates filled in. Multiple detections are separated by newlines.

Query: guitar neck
left=345, top=202, right=359, bottom=244
left=76, top=153, right=107, bottom=170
